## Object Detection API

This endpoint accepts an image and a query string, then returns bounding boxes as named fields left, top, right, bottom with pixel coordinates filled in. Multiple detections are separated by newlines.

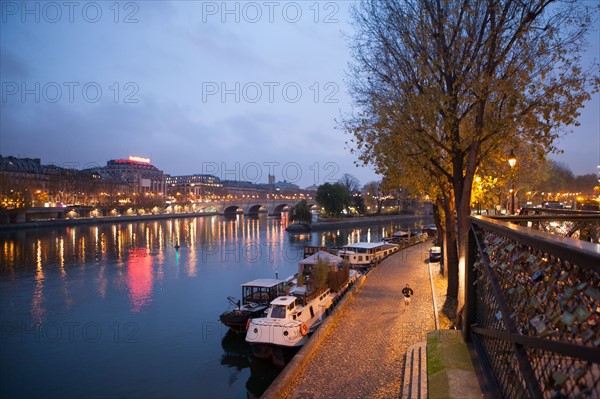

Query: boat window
left=271, top=305, right=286, bottom=319
left=358, top=256, right=363, bottom=262
left=309, top=306, right=315, bottom=318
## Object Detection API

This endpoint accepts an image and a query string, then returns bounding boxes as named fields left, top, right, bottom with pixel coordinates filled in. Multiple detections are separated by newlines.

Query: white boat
left=245, top=251, right=355, bottom=366
left=219, top=278, right=290, bottom=334
left=337, top=241, right=399, bottom=268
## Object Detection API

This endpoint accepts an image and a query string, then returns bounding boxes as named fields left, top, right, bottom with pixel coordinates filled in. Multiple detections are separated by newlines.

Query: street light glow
left=508, top=149, right=517, bottom=168
left=508, top=149, right=517, bottom=214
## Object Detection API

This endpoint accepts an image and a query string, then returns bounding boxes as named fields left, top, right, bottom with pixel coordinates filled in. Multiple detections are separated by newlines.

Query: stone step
left=402, top=341, right=428, bottom=399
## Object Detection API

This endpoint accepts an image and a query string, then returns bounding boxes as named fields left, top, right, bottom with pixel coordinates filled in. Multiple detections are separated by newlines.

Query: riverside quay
left=264, top=209, right=600, bottom=398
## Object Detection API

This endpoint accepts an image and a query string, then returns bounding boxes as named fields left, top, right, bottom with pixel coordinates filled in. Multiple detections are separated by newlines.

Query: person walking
left=402, top=283, right=414, bottom=309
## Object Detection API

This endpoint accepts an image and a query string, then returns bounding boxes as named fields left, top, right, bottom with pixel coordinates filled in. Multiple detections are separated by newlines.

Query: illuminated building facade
left=0, top=155, right=125, bottom=209
left=165, top=174, right=223, bottom=200
left=101, top=156, right=166, bottom=198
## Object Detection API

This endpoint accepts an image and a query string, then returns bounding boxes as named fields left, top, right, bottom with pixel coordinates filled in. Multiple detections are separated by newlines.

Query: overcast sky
left=1, top=1, right=598, bottom=188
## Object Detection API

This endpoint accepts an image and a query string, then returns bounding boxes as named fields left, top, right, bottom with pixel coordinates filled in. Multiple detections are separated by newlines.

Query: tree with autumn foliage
left=345, top=0, right=598, bottom=304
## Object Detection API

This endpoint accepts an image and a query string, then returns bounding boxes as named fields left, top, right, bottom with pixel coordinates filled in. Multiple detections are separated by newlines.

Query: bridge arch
left=223, top=205, right=241, bottom=215
left=271, top=204, right=290, bottom=215
left=66, top=209, right=80, bottom=218
left=246, top=204, right=264, bottom=216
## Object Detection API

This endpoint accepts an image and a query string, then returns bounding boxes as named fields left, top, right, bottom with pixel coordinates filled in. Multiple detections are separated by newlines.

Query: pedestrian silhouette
left=402, top=283, right=413, bottom=309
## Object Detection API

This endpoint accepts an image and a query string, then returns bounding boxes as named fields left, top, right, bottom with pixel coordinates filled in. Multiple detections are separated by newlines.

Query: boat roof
left=242, top=279, right=283, bottom=288
left=290, top=285, right=307, bottom=295
left=299, top=251, right=342, bottom=265
left=392, top=230, right=410, bottom=237
left=270, top=296, right=296, bottom=305
left=343, top=242, right=386, bottom=249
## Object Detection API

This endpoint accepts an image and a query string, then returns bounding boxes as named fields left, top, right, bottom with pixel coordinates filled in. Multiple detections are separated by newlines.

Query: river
left=0, top=213, right=430, bottom=399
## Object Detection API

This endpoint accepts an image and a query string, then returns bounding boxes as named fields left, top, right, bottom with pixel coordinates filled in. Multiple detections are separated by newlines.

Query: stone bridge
left=16, top=199, right=318, bottom=221
left=186, top=199, right=318, bottom=216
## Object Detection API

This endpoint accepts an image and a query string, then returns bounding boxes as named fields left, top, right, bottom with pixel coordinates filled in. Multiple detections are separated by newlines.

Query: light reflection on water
left=0, top=214, right=426, bottom=398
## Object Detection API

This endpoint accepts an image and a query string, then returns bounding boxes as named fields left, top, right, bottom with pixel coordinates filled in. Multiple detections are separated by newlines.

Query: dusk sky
left=1, top=1, right=599, bottom=188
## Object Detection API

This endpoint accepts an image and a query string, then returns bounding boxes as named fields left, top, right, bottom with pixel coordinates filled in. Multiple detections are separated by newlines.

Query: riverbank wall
left=0, top=213, right=433, bottom=232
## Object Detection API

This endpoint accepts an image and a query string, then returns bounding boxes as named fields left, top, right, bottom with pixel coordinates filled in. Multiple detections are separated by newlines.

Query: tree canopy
left=338, top=173, right=361, bottom=194
left=316, top=183, right=352, bottom=217
left=339, top=173, right=365, bottom=214
left=290, top=199, right=312, bottom=225
left=363, top=181, right=386, bottom=214
left=345, top=0, right=598, bottom=300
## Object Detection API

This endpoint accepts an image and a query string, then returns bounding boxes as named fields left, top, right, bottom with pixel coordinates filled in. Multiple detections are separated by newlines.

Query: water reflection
left=127, top=248, right=154, bottom=313
left=220, top=330, right=252, bottom=385
left=32, top=239, right=46, bottom=324
left=0, top=214, right=429, bottom=398
left=0, top=215, right=297, bottom=315
left=1, top=216, right=417, bottom=317
left=220, top=330, right=280, bottom=399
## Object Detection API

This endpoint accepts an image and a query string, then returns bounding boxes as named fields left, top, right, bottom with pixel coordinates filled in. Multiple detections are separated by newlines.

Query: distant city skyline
left=1, top=1, right=598, bottom=188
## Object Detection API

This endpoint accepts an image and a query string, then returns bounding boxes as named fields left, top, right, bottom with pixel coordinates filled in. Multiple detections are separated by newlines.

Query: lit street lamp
left=508, top=149, right=517, bottom=214
left=475, top=176, right=482, bottom=215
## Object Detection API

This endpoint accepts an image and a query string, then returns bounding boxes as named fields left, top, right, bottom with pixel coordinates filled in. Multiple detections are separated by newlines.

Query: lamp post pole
left=511, top=184, right=515, bottom=215
left=475, top=176, right=482, bottom=215
left=508, top=150, right=517, bottom=215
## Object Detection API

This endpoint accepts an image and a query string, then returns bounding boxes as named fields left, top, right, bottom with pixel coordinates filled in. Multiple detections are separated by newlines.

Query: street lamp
left=508, top=149, right=517, bottom=214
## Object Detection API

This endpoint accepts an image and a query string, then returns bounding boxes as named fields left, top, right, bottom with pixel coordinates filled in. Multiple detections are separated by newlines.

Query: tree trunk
left=454, top=140, right=480, bottom=309
left=444, top=200, right=459, bottom=299
left=432, top=201, right=443, bottom=244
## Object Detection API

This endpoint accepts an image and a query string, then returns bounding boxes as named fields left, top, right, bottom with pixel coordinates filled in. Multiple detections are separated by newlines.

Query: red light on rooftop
left=128, top=156, right=151, bottom=164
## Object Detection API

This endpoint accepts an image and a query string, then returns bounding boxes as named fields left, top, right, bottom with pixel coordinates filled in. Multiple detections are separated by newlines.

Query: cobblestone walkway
left=280, top=242, right=437, bottom=399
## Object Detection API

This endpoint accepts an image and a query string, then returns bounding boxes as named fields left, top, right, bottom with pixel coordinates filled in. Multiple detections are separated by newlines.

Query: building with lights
left=165, top=174, right=223, bottom=200
left=0, top=155, right=131, bottom=211
left=90, top=156, right=166, bottom=200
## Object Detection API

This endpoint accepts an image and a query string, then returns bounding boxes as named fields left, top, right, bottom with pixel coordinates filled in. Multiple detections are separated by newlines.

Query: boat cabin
left=268, top=296, right=297, bottom=319
left=267, top=290, right=331, bottom=321
left=341, top=242, right=385, bottom=253
left=337, top=241, right=399, bottom=266
left=339, top=242, right=385, bottom=263
left=242, top=279, right=286, bottom=306
left=289, top=285, right=331, bottom=307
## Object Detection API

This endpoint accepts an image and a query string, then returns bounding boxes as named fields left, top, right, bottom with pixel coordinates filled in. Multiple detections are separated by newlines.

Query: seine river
left=0, top=214, right=427, bottom=399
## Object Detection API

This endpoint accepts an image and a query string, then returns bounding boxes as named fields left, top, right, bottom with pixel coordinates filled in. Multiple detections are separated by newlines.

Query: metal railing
left=465, top=215, right=600, bottom=398
left=495, top=208, right=600, bottom=244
